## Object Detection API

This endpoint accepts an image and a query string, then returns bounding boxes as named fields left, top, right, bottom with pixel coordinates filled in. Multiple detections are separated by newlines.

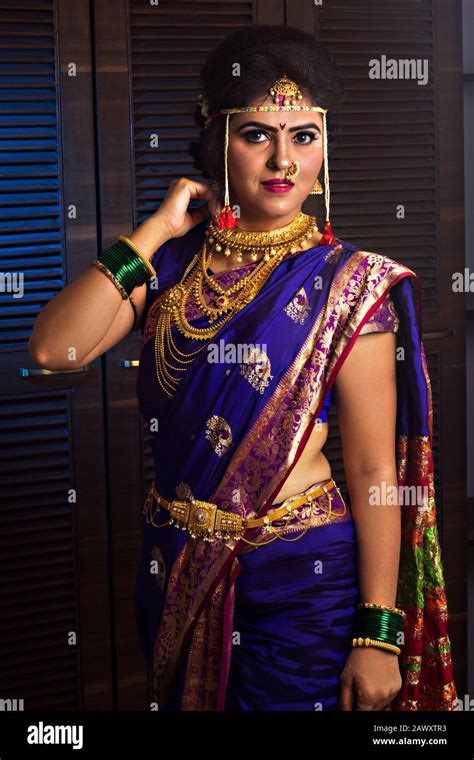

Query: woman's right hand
left=153, top=177, right=222, bottom=240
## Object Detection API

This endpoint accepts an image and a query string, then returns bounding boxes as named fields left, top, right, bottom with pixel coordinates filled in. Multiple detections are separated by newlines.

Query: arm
left=335, top=328, right=403, bottom=711
left=334, top=330, right=400, bottom=606
left=28, top=215, right=171, bottom=371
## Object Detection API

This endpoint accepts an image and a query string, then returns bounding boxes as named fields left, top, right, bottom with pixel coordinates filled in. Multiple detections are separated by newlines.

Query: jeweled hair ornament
left=196, top=75, right=336, bottom=245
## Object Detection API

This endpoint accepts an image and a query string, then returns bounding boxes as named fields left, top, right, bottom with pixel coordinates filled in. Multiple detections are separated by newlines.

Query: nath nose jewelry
left=285, top=160, right=301, bottom=182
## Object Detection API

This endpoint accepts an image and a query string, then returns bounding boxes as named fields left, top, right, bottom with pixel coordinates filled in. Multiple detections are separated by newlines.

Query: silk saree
left=134, top=219, right=457, bottom=711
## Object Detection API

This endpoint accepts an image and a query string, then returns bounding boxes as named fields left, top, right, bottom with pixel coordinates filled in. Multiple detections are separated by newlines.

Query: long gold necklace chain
left=153, top=212, right=320, bottom=398
left=194, top=246, right=270, bottom=316
left=202, top=212, right=319, bottom=297
left=154, top=246, right=288, bottom=397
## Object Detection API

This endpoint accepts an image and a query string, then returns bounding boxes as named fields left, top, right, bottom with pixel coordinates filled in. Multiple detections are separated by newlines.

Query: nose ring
left=285, top=160, right=301, bottom=181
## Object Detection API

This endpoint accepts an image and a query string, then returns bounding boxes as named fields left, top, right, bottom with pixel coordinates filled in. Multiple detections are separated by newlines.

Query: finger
left=339, top=681, right=353, bottom=711
left=187, top=179, right=214, bottom=200
left=188, top=203, right=211, bottom=228
left=355, top=695, right=374, bottom=711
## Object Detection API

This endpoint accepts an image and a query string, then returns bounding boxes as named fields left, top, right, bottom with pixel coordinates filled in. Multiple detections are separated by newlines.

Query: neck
left=232, top=209, right=303, bottom=231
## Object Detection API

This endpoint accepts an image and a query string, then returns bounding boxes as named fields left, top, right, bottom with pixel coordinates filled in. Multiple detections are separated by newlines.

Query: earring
left=309, top=178, right=323, bottom=195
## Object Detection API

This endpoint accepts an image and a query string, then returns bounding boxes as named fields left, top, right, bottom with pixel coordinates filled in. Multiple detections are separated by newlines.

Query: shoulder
left=338, top=241, right=418, bottom=282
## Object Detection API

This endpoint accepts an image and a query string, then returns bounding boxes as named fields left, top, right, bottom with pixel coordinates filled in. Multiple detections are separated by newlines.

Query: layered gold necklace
left=154, top=212, right=319, bottom=398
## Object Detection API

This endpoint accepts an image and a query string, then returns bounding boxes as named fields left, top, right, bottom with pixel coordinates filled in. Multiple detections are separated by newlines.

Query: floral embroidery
left=205, top=415, right=233, bottom=457
left=239, top=345, right=274, bottom=394
left=284, top=286, right=311, bottom=324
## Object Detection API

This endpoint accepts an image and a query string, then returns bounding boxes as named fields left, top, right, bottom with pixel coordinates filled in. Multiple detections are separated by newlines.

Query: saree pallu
left=135, top=220, right=457, bottom=711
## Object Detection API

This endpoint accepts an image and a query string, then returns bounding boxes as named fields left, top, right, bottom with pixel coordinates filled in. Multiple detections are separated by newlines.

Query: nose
left=267, top=134, right=292, bottom=172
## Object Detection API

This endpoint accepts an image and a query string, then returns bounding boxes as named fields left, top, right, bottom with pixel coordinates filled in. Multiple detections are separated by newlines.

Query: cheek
left=228, top=141, right=266, bottom=173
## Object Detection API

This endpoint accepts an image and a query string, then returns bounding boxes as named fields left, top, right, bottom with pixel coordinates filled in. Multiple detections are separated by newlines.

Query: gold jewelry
left=309, top=178, right=323, bottom=195
left=352, top=637, right=401, bottom=656
left=357, top=602, right=407, bottom=621
left=143, top=478, right=343, bottom=546
left=92, top=260, right=138, bottom=328
left=92, top=260, right=129, bottom=299
left=117, top=235, right=157, bottom=279
left=205, top=210, right=319, bottom=266
left=285, top=160, right=300, bottom=182
left=153, top=213, right=321, bottom=397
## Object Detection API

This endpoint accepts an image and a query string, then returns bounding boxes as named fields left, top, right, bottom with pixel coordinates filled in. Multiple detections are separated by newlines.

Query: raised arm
left=28, top=179, right=216, bottom=371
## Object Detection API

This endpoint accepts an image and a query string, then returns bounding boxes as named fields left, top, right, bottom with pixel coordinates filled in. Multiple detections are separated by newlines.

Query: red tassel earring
left=218, top=114, right=238, bottom=229
left=317, top=111, right=337, bottom=246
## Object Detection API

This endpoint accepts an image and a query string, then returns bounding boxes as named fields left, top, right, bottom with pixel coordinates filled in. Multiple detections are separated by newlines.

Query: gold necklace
left=154, top=213, right=320, bottom=398
left=204, top=210, right=319, bottom=266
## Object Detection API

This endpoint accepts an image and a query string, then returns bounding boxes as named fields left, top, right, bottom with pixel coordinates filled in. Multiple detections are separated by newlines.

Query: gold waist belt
left=143, top=477, right=345, bottom=545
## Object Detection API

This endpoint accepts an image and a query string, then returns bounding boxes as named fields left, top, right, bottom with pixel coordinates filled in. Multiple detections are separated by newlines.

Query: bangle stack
left=351, top=602, right=406, bottom=656
left=92, top=235, right=157, bottom=330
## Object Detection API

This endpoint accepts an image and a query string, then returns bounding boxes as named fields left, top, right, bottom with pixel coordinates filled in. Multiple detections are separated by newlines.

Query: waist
left=142, top=477, right=350, bottom=548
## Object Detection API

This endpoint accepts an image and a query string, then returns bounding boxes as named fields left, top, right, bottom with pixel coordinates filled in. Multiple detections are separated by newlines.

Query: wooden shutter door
left=0, top=0, right=113, bottom=708
left=308, top=0, right=466, bottom=696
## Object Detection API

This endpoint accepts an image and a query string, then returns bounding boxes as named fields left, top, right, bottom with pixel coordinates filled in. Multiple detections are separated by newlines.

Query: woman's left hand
left=339, top=647, right=403, bottom=710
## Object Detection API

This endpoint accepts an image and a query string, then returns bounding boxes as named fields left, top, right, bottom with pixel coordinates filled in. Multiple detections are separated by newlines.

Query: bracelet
left=352, top=637, right=401, bottom=656
left=129, top=293, right=137, bottom=329
left=92, top=260, right=137, bottom=328
left=92, top=260, right=129, bottom=299
left=117, top=235, right=157, bottom=279
left=352, top=602, right=405, bottom=651
left=357, top=602, right=406, bottom=620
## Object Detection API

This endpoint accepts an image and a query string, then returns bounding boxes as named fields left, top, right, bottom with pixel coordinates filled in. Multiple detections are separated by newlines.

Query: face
left=224, top=94, right=324, bottom=230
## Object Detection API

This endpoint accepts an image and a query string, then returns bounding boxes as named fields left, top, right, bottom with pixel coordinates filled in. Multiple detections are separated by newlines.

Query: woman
left=29, top=26, right=457, bottom=711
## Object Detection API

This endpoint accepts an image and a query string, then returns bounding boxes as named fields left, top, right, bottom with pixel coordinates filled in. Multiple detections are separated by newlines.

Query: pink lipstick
left=261, top=179, right=294, bottom=194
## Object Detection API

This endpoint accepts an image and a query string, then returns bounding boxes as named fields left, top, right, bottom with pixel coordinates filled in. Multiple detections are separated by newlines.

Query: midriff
left=270, top=421, right=332, bottom=505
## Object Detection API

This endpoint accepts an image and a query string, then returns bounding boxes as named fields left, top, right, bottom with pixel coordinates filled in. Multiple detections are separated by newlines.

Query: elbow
left=27, top=337, right=81, bottom=371
left=28, top=336, right=50, bottom=368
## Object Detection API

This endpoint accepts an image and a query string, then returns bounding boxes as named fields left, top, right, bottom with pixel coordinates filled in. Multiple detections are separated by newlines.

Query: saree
left=134, top=218, right=457, bottom=711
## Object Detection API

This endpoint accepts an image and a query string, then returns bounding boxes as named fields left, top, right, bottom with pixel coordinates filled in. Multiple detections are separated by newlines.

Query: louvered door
left=311, top=0, right=466, bottom=696
left=0, top=1, right=112, bottom=708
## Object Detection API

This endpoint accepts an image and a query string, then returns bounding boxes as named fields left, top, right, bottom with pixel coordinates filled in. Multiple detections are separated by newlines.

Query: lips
left=261, top=180, right=294, bottom=186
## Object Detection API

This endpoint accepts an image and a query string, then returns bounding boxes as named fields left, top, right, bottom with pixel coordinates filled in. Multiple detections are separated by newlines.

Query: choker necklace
left=206, top=211, right=319, bottom=265
left=154, top=212, right=320, bottom=398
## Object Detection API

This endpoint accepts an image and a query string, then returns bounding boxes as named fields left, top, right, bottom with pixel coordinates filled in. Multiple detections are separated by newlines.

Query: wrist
left=125, top=214, right=171, bottom=261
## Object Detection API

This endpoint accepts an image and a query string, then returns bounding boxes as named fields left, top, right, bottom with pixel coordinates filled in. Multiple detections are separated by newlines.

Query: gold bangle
left=117, top=235, right=157, bottom=278
left=92, top=260, right=129, bottom=299
left=129, top=293, right=137, bottom=329
left=357, top=602, right=406, bottom=620
left=352, top=637, right=401, bottom=656
left=93, top=260, right=137, bottom=328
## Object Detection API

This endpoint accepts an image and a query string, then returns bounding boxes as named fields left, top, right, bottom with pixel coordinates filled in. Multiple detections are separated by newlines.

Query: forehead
left=230, top=94, right=324, bottom=128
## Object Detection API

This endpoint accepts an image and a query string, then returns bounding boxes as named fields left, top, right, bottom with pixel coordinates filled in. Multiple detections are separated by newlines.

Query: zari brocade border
left=152, top=250, right=457, bottom=711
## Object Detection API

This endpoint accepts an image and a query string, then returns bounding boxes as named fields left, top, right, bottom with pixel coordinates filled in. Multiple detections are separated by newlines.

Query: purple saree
left=134, top=219, right=457, bottom=711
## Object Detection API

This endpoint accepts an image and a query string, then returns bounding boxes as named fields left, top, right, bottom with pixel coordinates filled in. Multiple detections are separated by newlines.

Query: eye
left=294, top=132, right=319, bottom=145
left=242, top=130, right=319, bottom=145
left=242, top=130, right=269, bottom=144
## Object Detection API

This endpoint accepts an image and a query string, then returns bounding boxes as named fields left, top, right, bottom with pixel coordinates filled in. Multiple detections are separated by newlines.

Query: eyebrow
left=236, top=120, right=321, bottom=135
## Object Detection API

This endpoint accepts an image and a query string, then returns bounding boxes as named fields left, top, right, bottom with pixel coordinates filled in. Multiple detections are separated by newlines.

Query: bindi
left=279, top=123, right=286, bottom=130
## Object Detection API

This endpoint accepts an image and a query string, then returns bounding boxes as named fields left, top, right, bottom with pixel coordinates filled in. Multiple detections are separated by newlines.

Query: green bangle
left=99, top=240, right=152, bottom=294
left=352, top=607, right=405, bottom=648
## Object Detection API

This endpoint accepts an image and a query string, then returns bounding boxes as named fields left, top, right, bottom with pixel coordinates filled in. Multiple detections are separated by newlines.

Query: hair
left=188, top=25, right=344, bottom=200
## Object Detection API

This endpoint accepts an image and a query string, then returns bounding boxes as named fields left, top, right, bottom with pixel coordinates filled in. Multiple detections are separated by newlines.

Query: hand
left=152, top=177, right=222, bottom=239
left=339, top=646, right=403, bottom=711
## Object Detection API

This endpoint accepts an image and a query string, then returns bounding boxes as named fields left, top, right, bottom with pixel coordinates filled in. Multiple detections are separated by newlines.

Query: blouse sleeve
left=359, top=291, right=399, bottom=335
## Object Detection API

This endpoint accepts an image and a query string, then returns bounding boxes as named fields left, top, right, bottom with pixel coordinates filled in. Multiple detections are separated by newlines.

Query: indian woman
left=29, top=25, right=457, bottom=711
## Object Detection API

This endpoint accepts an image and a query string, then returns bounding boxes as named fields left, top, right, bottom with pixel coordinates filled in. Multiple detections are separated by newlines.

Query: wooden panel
left=0, top=0, right=112, bottom=709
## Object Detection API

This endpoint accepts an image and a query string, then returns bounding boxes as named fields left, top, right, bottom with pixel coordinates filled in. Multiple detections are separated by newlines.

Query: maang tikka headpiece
left=196, top=74, right=336, bottom=245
